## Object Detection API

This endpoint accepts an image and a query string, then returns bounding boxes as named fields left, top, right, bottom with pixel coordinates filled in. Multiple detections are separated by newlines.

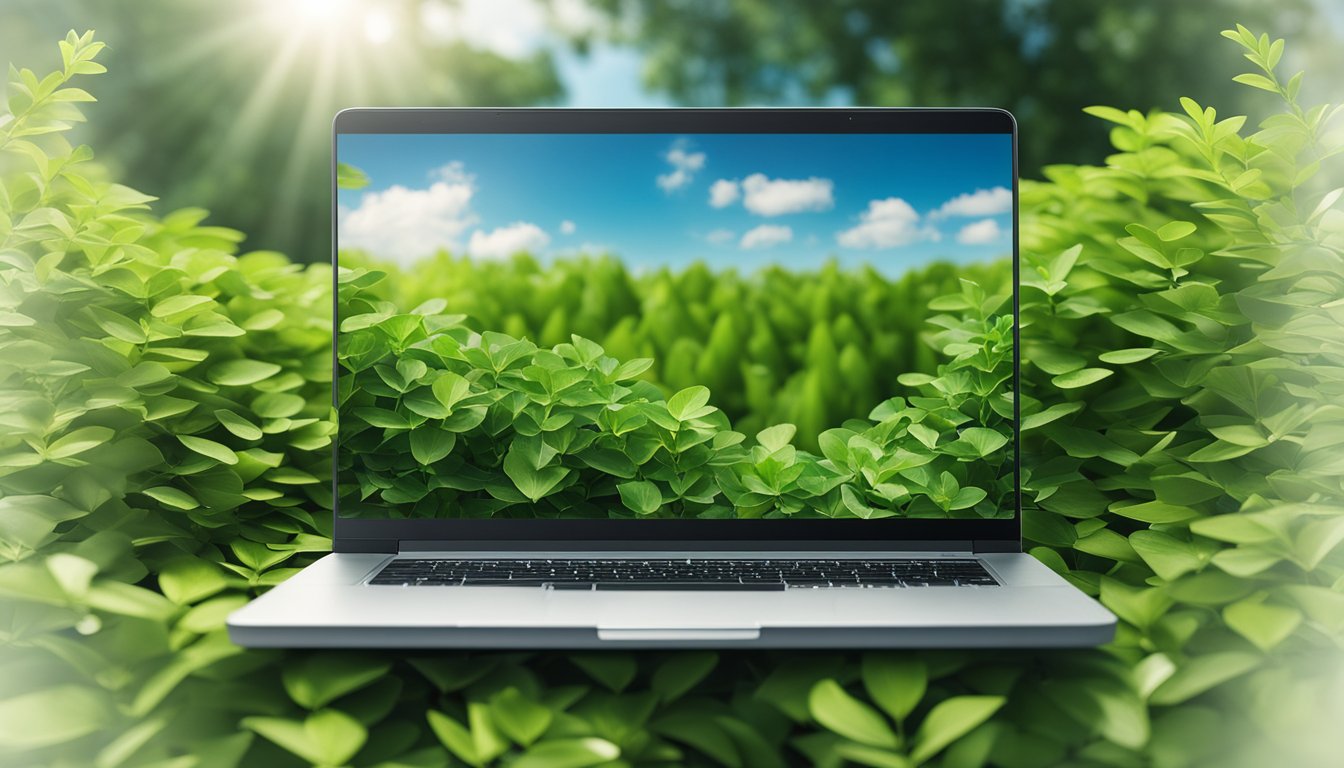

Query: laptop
left=226, top=108, right=1115, bottom=648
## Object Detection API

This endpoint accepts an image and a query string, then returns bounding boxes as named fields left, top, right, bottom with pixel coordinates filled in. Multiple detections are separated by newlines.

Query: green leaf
left=756, top=423, right=797, bottom=452
left=652, top=652, right=718, bottom=702
left=1051, top=367, right=1113, bottom=389
left=503, top=437, right=569, bottom=501
left=1097, top=347, right=1160, bottom=364
left=336, top=162, right=370, bottom=189
left=1223, top=599, right=1301, bottom=651
left=157, top=556, right=229, bottom=604
left=909, top=696, right=1005, bottom=764
left=214, top=409, right=262, bottom=441
left=427, top=710, right=481, bottom=767
left=570, top=654, right=637, bottom=692
left=141, top=485, right=199, bottom=510
left=410, top=428, right=456, bottom=465
left=151, top=294, right=213, bottom=318
left=0, top=685, right=113, bottom=749
left=948, top=427, right=1008, bottom=458
left=178, top=434, right=238, bottom=465
left=88, top=305, right=147, bottom=343
left=432, top=371, right=472, bottom=411
left=1129, top=530, right=1204, bottom=581
left=245, top=710, right=367, bottom=767
left=209, top=359, right=282, bottom=387
left=1148, top=652, right=1260, bottom=705
left=46, top=426, right=113, bottom=459
left=283, top=654, right=392, bottom=710
left=617, top=480, right=663, bottom=515
left=1156, top=221, right=1197, bottom=241
left=862, top=654, right=926, bottom=723
left=511, top=738, right=621, bottom=768
left=489, top=687, right=552, bottom=746
left=666, top=385, right=713, bottom=420
left=808, top=679, right=898, bottom=749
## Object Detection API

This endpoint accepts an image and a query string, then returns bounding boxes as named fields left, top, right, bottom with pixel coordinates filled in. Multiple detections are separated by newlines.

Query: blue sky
left=337, top=132, right=1012, bottom=275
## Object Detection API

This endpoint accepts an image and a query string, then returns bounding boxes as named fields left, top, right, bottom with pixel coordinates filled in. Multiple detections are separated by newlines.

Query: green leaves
left=6, top=23, right=1344, bottom=768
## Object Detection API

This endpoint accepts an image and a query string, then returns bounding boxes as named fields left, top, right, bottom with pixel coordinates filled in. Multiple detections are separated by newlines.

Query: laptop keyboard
left=368, top=558, right=997, bottom=590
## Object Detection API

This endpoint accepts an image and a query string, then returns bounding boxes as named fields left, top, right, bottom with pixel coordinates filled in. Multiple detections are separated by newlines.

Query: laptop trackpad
left=597, top=627, right=761, bottom=642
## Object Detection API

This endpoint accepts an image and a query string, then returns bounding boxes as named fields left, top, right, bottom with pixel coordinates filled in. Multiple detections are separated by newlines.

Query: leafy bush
left=348, top=249, right=1011, bottom=448
left=1, top=25, right=1343, bottom=768
left=337, top=268, right=1014, bottom=520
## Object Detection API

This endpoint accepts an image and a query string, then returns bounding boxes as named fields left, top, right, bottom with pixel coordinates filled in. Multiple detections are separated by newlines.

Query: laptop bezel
left=330, top=108, right=1020, bottom=552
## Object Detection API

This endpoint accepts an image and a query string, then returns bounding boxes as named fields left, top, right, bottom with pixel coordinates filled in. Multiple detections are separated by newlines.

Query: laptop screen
left=335, top=123, right=1014, bottom=523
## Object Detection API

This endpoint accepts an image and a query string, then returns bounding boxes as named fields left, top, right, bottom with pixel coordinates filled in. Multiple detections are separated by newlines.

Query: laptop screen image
left=334, top=127, right=1015, bottom=522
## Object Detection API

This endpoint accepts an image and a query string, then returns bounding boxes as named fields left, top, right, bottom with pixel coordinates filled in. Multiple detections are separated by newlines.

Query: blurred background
left=3, top=0, right=1341, bottom=263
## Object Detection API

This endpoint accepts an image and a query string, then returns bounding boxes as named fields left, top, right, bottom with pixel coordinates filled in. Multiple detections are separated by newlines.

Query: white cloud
left=741, top=173, right=834, bottom=216
left=708, top=179, right=740, bottom=208
left=740, top=224, right=793, bottom=250
left=431, top=161, right=473, bottom=184
left=705, top=228, right=736, bottom=245
left=956, top=218, right=1003, bottom=245
left=559, top=219, right=576, bottom=235
left=468, top=222, right=550, bottom=259
left=656, top=143, right=706, bottom=192
left=934, top=186, right=1012, bottom=218
left=341, top=180, right=476, bottom=264
left=836, top=197, right=938, bottom=249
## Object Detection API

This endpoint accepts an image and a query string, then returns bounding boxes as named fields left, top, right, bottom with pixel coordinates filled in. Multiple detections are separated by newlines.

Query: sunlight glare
left=364, top=8, right=395, bottom=45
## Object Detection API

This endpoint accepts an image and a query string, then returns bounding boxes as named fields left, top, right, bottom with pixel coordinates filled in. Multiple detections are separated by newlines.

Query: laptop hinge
left=334, top=538, right=398, bottom=554
left=973, top=539, right=1021, bottom=554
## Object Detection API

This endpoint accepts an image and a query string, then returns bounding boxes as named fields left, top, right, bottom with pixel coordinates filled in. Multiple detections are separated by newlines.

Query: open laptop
left=227, top=108, right=1114, bottom=648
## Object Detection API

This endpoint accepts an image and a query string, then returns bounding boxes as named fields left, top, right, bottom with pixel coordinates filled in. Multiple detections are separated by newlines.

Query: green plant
left=1, top=25, right=1342, bottom=768
left=337, top=266, right=1013, bottom=520
left=343, top=249, right=1012, bottom=452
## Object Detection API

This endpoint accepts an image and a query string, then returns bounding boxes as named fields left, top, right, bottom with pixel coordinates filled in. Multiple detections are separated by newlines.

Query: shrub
left=347, top=249, right=1012, bottom=448
left=337, top=267, right=1014, bottom=520
left=0, top=25, right=1341, bottom=768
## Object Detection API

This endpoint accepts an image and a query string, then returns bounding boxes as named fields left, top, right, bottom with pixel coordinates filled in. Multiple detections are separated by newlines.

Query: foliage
left=565, top=0, right=1344, bottom=176
left=2, top=25, right=1344, bottom=768
left=350, top=250, right=1011, bottom=448
left=1, top=0, right=566, bottom=261
left=337, top=267, right=1013, bottom=519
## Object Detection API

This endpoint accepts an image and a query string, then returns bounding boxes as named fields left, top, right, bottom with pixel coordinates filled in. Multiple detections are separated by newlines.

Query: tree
left=563, top=0, right=1341, bottom=174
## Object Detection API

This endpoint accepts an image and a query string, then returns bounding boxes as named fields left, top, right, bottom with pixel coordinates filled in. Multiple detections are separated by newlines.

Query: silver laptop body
left=228, top=108, right=1114, bottom=648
